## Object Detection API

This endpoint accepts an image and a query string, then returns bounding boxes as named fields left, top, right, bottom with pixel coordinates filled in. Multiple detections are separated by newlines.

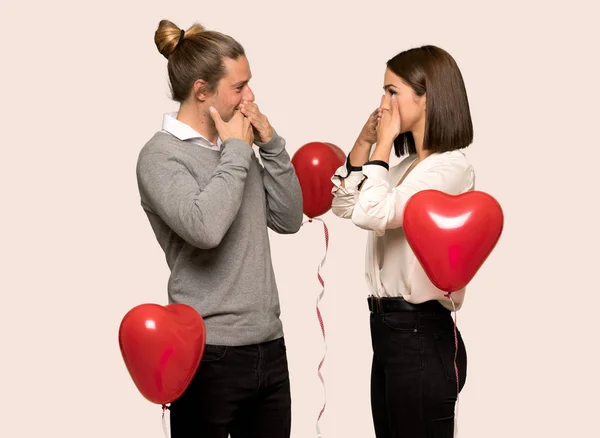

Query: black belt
left=367, top=295, right=448, bottom=314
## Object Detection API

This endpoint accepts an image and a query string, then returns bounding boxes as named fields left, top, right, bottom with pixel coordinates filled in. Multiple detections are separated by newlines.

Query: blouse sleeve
left=351, top=156, right=475, bottom=236
left=331, top=156, right=367, bottom=219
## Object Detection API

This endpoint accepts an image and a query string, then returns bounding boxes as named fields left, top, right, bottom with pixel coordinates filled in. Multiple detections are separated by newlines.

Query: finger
left=240, top=104, right=257, bottom=118
left=232, top=110, right=247, bottom=124
left=208, top=106, right=223, bottom=125
left=381, top=93, right=392, bottom=112
left=243, top=114, right=261, bottom=131
left=242, top=109, right=255, bottom=122
left=241, top=101, right=258, bottom=113
left=242, top=107, right=264, bottom=128
left=249, top=106, right=263, bottom=120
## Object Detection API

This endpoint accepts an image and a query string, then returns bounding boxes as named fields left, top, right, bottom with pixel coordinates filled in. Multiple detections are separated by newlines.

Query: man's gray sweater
left=136, top=129, right=303, bottom=346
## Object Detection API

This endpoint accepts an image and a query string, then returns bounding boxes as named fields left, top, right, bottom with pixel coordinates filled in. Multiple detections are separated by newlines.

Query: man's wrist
left=255, top=128, right=283, bottom=153
left=258, top=128, right=273, bottom=145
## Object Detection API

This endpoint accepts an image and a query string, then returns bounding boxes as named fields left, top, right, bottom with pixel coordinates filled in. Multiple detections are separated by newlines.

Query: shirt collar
left=161, top=112, right=222, bottom=149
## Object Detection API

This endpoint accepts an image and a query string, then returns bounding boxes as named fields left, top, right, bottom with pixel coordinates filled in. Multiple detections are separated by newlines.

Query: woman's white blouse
left=331, top=150, right=475, bottom=310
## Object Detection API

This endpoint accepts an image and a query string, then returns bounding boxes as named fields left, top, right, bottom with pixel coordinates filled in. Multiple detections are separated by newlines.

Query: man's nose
left=244, top=86, right=255, bottom=102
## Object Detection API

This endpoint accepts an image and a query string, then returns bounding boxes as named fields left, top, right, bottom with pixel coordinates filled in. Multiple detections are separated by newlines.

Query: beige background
left=1, top=0, right=599, bottom=437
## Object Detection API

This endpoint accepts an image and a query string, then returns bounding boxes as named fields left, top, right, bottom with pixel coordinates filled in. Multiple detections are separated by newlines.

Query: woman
left=331, top=45, right=475, bottom=437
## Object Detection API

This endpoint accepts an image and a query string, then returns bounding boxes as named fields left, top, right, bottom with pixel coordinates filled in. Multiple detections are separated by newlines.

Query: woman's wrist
left=355, top=137, right=373, bottom=150
left=369, top=139, right=394, bottom=163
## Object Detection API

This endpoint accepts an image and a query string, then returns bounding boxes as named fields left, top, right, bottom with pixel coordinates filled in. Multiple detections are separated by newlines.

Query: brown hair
left=386, top=45, right=473, bottom=157
left=154, top=20, right=245, bottom=102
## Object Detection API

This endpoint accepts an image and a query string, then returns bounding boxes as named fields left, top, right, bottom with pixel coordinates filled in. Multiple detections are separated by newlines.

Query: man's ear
left=193, top=79, right=211, bottom=102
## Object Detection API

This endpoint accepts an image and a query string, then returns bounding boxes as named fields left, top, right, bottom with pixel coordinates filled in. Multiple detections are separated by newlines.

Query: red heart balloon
left=291, top=141, right=346, bottom=218
left=118, top=303, right=206, bottom=405
left=403, top=190, right=504, bottom=293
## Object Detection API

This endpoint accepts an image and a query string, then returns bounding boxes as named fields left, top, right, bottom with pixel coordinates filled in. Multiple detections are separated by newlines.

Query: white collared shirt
left=161, top=112, right=222, bottom=150
left=331, top=150, right=475, bottom=311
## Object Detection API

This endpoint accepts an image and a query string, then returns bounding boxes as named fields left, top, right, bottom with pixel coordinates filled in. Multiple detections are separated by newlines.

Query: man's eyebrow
left=233, top=77, right=252, bottom=87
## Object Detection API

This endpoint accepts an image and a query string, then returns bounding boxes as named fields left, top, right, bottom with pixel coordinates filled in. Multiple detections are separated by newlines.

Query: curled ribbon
left=303, top=217, right=329, bottom=438
left=444, top=292, right=460, bottom=437
left=161, top=404, right=170, bottom=438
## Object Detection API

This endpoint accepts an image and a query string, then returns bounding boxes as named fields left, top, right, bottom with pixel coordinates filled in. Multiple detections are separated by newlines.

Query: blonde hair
left=154, top=19, right=245, bottom=102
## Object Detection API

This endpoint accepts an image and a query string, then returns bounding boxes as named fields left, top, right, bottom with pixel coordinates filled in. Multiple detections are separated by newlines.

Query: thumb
left=208, top=106, right=223, bottom=126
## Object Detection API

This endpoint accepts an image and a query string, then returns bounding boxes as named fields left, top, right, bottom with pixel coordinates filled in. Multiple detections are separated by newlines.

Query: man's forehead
left=223, top=57, right=251, bottom=84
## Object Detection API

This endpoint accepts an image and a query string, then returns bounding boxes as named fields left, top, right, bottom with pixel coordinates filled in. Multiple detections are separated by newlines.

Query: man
left=136, top=20, right=304, bottom=437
